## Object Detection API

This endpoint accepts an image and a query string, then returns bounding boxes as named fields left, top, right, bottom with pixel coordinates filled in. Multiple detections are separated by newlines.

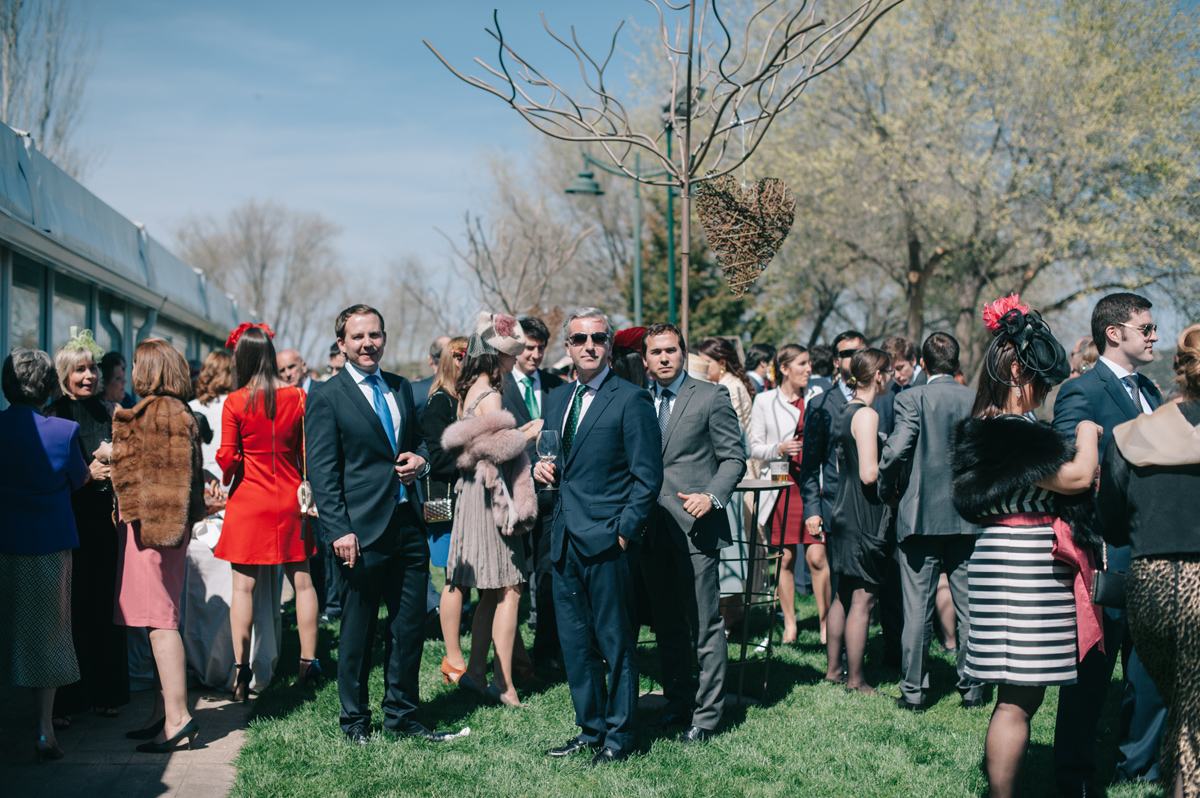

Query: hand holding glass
left=537, top=430, right=561, bottom=490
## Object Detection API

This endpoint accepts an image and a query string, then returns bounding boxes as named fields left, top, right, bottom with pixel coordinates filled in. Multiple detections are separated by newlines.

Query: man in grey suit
left=640, top=323, right=747, bottom=743
left=879, top=332, right=983, bottom=711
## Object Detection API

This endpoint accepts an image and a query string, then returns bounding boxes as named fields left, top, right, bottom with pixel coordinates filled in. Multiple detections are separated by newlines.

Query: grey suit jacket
left=879, top=375, right=978, bottom=542
left=657, top=374, right=747, bottom=553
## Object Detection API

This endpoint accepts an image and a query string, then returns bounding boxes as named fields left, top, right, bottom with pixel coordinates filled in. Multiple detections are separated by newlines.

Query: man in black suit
left=306, top=304, right=450, bottom=745
left=641, top=323, right=746, bottom=743
left=1051, top=293, right=1165, bottom=796
left=501, top=316, right=564, bottom=666
left=534, top=308, right=662, bottom=765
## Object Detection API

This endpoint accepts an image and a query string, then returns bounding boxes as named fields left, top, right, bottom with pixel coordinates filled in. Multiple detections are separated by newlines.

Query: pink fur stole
left=441, top=410, right=537, bottom=535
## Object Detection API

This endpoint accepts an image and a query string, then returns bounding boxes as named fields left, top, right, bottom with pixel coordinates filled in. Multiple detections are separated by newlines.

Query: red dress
left=214, top=386, right=314, bottom=565
left=770, top=395, right=817, bottom=547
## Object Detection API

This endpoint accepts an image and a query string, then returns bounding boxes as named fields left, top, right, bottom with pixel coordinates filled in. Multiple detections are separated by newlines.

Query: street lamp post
left=565, top=153, right=674, bottom=328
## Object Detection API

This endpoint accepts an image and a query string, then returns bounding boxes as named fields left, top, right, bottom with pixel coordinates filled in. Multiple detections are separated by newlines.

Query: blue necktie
left=368, top=374, right=407, bottom=503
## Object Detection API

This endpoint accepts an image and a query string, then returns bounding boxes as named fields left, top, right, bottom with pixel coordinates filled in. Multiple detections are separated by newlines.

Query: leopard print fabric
left=1127, top=556, right=1200, bottom=798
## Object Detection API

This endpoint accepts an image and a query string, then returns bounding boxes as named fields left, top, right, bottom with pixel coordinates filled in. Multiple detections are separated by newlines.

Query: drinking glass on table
left=537, top=430, right=561, bottom=490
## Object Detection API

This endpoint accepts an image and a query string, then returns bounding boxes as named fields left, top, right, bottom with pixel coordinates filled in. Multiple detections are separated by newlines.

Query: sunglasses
left=1117, top=322, right=1157, bottom=337
left=568, top=332, right=611, bottom=347
left=837, top=348, right=862, bottom=359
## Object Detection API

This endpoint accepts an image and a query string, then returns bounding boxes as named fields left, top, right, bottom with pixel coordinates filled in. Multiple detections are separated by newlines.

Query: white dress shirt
left=562, top=364, right=610, bottom=437
left=654, top=370, right=687, bottom=418
left=344, top=361, right=402, bottom=447
left=1098, top=356, right=1152, bottom=415
left=516, top=367, right=543, bottom=416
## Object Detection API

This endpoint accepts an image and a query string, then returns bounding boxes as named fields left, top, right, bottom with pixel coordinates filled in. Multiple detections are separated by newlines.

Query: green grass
left=231, top=593, right=1164, bottom=798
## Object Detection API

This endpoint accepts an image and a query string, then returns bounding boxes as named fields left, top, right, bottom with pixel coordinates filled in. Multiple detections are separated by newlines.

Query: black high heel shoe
left=135, top=718, right=199, bottom=753
left=232, top=663, right=252, bottom=702
left=291, top=657, right=323, bottom=688
left=33, top=735, right=64, bottom=763
left=125, top=717, right=166, bottom=740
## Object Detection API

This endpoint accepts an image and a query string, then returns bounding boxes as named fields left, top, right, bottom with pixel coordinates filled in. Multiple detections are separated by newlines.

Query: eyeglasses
left=1118, top=322, right=1157, bottom=337
left=568, top=332, right=611, bottom=347
left=837, top=348, right=861, bottom=359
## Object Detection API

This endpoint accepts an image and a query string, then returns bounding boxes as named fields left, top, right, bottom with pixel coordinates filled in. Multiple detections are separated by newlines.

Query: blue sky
left=77, top=1, right=649, bottom=272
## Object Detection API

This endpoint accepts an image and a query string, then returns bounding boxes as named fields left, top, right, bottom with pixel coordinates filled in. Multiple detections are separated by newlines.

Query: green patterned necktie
left=522, top=375, right=540, bottom=420
left=562, top=383, right=588, bottom=456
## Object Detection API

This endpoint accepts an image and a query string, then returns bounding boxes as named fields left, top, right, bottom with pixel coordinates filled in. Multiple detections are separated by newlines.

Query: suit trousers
left=336, top=503, right=430, bottom=733
left=879, top=514, right=903, bottom=666
left=642, top=520, right=727, bottom=730
left=554, top=534, right=640, bottom=754
left=529, top=513, right=560, bottom=664
left=1054, top=543, right=1166, bottom=789
left=897, top=534, right=980, bottom=704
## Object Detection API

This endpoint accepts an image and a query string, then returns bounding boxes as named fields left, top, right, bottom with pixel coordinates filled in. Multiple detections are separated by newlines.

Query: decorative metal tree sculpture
left=425, top=0, right=903, bottom=338
left=694, top=174, right=796, bottom=297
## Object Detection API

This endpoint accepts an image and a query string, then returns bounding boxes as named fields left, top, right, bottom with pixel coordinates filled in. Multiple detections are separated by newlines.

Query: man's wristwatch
left=705, top=492, right=723, bottom=510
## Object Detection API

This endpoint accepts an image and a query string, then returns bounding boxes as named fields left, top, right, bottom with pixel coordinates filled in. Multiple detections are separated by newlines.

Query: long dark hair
left=455, top=351, right=504, bottom=405
left=234, top=327, right=283, bottom=419
left=699, top=337, right=755, bottom=398
left=970, top=339, right=1053, bottom=419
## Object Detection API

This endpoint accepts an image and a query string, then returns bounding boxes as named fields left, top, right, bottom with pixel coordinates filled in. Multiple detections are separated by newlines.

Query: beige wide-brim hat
left=471, top=311, right=527, bottom=357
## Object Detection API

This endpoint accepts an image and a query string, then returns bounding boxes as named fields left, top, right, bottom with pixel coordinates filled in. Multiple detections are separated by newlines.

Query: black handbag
left=1090, top=545, right=1126, bottom=609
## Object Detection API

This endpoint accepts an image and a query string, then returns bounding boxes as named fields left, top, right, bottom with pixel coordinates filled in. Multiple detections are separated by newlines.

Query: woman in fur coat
left=441, top=313, right=540, bottom=707
left=111, top=339, right=208, bottom=752
left=948, top=296, right=1102, bottom=798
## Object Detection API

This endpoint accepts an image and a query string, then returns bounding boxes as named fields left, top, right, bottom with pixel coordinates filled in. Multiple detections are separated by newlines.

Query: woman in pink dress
left=111, top=339, right=208, bottom=752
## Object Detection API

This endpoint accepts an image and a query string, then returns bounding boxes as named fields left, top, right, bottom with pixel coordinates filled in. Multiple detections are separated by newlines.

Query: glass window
left=10, top=254, right=43, bottom=350
left=97, top=293, right=125, bottom=356
left=151, top=315, right=193, bottom=358
left=52, top=273, right=91, bottom=353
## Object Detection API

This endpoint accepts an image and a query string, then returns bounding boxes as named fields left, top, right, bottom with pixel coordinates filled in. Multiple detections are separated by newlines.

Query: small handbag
left=423, top=475, right=454, bottom=524
left=298, top=413, right=316, bottom=516
left=1090, top=544, right=1126, bottom=609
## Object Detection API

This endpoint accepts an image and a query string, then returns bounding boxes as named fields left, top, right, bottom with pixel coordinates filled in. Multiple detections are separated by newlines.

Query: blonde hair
left=430, top=336, right=468, bottom=400
left=132, top=338, right=193, bottom=401
left=1173, top=323, right=1200, bottom=400
left=1078, top=341, right=1099, bottom=373
left=194, top=350, right=234, bottom=405
left=53, top=345, right=97, bottom=399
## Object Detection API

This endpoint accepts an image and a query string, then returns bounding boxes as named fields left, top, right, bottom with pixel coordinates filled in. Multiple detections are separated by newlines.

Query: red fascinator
left=614, top=327, right=646, bottom=351
left=226, top=322, right=275, bottom=350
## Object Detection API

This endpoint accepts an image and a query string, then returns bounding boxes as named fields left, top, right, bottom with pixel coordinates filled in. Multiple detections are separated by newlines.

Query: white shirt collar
left=926, top=373, right=954, bottom=383
left=344, top=360, right=380, bottom=384
left=516, top=367, right=540, bottom=387
left=578, top=364, right=610, bottom=392
left=1098, top=355, right=1136, bottom=381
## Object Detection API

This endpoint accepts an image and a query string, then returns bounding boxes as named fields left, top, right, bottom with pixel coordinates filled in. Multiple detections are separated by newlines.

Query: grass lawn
left=231, top=591, right=1164, bottom=798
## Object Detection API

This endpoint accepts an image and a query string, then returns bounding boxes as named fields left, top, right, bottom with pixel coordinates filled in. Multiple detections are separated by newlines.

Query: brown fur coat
left=111, top=395, right=206, bottom=548
left=442, top=410, right=538, bottom=536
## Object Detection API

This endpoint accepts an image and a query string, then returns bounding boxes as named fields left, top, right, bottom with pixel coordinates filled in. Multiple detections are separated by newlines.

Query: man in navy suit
left=1051, top=292, right=1165, bottom=796
left=306, top=305, right=450, bottom=746
left=534, top=308, right=662, bottom=765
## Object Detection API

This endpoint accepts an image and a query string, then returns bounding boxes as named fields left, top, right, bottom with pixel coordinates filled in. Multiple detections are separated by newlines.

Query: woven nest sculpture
left=694, top=174, right=796, bottom=297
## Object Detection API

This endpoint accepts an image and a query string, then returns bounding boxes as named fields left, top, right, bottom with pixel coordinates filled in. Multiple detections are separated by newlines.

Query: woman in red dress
left=214, top=325, right=318, bottom=698
left=749, top=345, right=814, bottom=644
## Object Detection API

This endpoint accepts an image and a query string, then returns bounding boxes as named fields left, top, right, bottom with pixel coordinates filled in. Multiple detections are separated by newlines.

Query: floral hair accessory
left=982, top=294, right=1031, bottom=333
left=225, top=322, right=274, bottom=350
left=63, top=327, right=104, bottom=359
left=468, top=311, right=527, bottom=357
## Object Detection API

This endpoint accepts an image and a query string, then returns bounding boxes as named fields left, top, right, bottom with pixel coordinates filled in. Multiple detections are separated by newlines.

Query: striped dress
left=964, top=486, right=1078, bottom=686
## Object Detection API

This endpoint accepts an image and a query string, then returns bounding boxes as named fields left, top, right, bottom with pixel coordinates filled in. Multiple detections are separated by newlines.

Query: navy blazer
left=0, top=405, right=88, bottom=555
left=543, top=370, right=663, bottom=560
left=1052, top=360, right=1162, bottom=453
left=305, top=366, right=430, bottom=548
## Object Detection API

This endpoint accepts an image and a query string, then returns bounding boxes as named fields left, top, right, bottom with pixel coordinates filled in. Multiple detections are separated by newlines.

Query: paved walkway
left=1, top=684, right=248, bottom=798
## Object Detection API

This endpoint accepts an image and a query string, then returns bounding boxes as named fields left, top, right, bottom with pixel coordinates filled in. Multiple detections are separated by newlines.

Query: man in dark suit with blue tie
left=306, top=305, right=451, bottom=746
left=534, top=308, right=662, bottom=765
left=501, top=316, right=564, bottom=666
left=1051, top=292, right=1166, bottom=796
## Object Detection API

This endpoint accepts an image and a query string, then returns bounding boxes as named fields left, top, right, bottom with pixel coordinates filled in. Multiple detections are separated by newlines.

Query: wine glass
left=537, top=430, right=561, bottom=491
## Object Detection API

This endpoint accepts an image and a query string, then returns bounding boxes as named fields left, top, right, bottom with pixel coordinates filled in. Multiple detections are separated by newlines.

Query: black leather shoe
left=896, top=697, right=926, bottom=713
left=344, top=723, right=370, bottom=745
left=392, top=723, right=453, bottom=743
left=546, top=735, right=599, bottom=757
left=960, top=696, right=986, bottom=709
left=676, top=726, right=712, bottom=744
left=590, top=746, right=630, bottom=765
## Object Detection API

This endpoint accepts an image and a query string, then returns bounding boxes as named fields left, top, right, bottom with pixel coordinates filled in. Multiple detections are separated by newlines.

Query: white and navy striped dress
left=964, top=487, right=1078, bottom=686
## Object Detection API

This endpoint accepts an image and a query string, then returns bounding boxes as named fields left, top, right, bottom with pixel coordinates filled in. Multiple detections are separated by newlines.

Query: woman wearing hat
left=440, top=312, right=540, bottom=707
left=948, top=295, right=1103, bottom=797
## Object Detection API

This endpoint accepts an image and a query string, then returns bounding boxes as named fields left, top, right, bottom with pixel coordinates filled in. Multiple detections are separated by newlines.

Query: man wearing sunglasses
left=1052, top=292, right=1165, bottom=797
left=533, top=308, right=662, bottom=765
